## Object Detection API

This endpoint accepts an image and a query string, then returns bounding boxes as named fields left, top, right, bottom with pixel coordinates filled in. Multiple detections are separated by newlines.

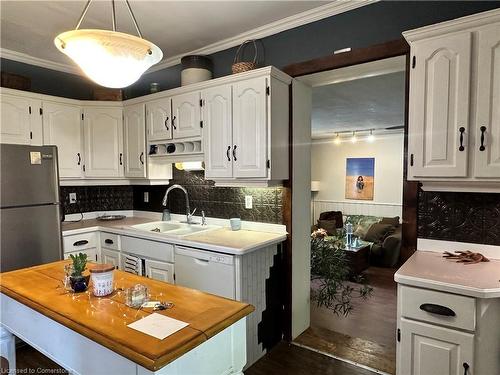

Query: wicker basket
left=232, top=40, right=258, bottom=74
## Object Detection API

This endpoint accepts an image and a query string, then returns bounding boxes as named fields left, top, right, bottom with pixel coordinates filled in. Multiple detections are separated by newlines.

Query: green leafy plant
left=69, top=252, right=88, bottom=277
left=311, top=237, right=373, bottom=317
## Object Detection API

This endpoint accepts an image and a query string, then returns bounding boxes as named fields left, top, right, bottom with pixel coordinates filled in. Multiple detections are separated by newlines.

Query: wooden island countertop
left=0, top=261, right=254, bottom=371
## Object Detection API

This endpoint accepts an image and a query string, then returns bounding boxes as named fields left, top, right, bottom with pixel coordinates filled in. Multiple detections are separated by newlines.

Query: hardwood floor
left=16, top=344, right=68, bottom=374
left=296, top=266, right=397, bottom=374
left=246, top=342, right=375, bottom=375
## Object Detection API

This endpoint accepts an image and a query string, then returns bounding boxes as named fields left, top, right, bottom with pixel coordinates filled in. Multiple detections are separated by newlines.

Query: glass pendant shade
left=55, top=29, right=162, bottom=88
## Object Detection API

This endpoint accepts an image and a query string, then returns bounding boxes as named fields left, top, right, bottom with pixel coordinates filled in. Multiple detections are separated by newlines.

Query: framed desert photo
left=345, top=157, right=375, bottom=200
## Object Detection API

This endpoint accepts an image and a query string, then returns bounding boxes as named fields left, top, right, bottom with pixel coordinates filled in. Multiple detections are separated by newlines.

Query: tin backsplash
left=61, top=170, right=284, bottom=224
left=133, top=169, right=284, bottom=224
left=418, top=190, right=500, bottom=246
left=60, top=185, right=134, bottom=216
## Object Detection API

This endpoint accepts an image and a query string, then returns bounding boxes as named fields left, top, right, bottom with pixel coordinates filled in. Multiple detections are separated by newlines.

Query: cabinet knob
left=479, top=126, right=486, bottom=151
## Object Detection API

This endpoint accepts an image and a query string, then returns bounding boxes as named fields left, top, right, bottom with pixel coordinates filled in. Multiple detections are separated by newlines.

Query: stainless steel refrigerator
left=1, top=144, right=63, bottom=272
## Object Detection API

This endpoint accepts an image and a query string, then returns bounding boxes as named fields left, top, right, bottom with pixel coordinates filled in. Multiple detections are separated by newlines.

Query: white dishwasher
left=174, top=246, right=235, bottom=299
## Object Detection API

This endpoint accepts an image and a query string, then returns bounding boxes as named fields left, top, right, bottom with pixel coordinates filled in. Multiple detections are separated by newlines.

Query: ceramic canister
left=181, top=55, right=213, bottom=86
left=89, top=264, right=115, bottom=297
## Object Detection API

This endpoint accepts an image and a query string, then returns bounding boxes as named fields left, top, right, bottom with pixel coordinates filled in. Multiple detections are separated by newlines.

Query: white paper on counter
left=127, top=313, right=189, bottom=340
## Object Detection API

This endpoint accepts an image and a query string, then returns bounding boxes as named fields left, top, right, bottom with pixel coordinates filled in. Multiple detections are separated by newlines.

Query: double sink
left=129, top=221, right=220, bottom=239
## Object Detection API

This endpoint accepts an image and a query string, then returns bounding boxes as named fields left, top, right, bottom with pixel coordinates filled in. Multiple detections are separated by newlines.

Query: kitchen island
left=0, top=261, right=254, bottom=374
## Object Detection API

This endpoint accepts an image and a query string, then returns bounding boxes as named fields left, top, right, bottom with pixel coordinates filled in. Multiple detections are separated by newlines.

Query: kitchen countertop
left=61, top=217, right=287, bottom=255
left=0, top=261, right=254, bottom=371
left=62, top=217, right=154, bottom=231
left=395, top=250, right=500, bottom=298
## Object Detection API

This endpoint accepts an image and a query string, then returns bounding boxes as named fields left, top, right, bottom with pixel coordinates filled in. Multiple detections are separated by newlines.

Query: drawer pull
left=73, top=240, right=89, bottom=246
left=104, top=239, right=114, bottom=245
left=419, top=303, right=455, bottom=317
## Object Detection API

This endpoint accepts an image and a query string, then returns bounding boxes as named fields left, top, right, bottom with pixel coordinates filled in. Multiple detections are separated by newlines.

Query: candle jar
left=89, top=264, right=115, bottom=297
left=125, top=284, right=149, bottom=308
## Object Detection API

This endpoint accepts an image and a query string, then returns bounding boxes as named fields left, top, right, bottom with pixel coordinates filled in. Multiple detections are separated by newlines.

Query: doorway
left=284, top=40, right=413, bottom=375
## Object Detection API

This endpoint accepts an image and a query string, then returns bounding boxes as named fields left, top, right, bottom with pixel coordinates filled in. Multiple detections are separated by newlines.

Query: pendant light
left=55, top=0, right=162, bottom=88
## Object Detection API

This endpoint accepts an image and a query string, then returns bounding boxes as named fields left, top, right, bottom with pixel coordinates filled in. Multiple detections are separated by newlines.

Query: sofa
left=312, top=211, right=402, bottom=268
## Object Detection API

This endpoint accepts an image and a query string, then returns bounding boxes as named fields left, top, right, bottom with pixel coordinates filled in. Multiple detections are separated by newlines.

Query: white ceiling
left=311, top=71, right=406, bottom=137
left=0, top=0, right=366, bottom=75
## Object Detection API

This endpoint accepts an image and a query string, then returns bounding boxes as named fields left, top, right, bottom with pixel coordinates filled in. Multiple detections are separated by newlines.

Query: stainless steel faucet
left=162, top=184, right=196, bottom=224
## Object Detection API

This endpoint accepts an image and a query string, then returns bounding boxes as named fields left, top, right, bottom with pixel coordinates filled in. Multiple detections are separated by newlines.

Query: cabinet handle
left=164, top=116, right=169, bottom=131
left=73, top=240, right=88, bottom=247
left=119, top=153, right=123, bottom=165
left=463, top=362, right=469, bottom=375
left=77, top=153, right=81, bottom=165
left=419, top=303, right=455, bottom=317
left=172, top=116, right=177, bottom=130
left=226, top=146, right=231, bottom=161
left=104, top=239, right=114, bottom=245
left=232, top=145, right=237, bottom=161
left=459, top=127, right=465, bottom=151
left=479, top=126, right=486, bottom=151
left=139, top=152, right=144, bottom=165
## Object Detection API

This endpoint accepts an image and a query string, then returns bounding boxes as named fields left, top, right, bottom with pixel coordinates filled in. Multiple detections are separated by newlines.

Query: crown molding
left=147, top=0, right=378, bottom=73
left=0, top=48, right=82, bottom=76
left=403, top=8, right=500, bottom=43
left=1, top=1, right=377, bottom=77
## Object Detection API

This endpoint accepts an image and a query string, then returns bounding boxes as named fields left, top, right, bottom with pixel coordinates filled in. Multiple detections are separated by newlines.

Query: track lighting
left=367, top=129, right=375, bottom=143
left=351, top=131, right=357, bottom=143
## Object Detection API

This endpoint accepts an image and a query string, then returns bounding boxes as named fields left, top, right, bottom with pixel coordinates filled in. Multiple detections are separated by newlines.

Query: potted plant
left=310, top=234, right=373, bottom=316
left=69, top=253, right=89, bottom=293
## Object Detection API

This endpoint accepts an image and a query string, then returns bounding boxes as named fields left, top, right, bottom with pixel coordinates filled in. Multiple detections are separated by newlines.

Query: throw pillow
left=364, top=223, right=395, bottom=243
left=380, top=216, right=400, bottom=227
left=353, top=224, right=368, bottom=240
left=319, top=211, right=343, bottom=228
left=317, top=219, right=337, bottom=236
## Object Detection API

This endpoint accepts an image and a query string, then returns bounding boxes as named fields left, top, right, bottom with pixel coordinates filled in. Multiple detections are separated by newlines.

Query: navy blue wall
left=2, top=1, right=498, bottom=99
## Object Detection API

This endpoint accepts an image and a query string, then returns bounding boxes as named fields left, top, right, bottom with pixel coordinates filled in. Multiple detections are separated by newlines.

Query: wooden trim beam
left=283, top=39, right=409, bottom=78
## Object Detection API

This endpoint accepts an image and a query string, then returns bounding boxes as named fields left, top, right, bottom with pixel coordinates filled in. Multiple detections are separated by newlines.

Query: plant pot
left=70, top=275, right=90, bottom=293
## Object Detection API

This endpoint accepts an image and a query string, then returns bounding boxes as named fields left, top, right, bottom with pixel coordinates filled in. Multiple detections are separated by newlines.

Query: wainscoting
left=312, top=199, right=402, bottom=223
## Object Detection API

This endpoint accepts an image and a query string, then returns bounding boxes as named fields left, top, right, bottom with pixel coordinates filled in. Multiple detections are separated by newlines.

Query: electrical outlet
left=143, top=191, right=149, bottom=203
left=69, top=193, right=77, bottom=204
left=245, top=195, right=253, bottom=209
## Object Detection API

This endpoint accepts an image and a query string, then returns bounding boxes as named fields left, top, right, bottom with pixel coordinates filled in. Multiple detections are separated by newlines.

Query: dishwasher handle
left=194, top=258, right=210, bottom=265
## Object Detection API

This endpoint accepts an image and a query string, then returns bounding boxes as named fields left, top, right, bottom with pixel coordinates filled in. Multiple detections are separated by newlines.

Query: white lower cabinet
left=399, top=318, right=473, bottom=375
left=144, top=259, right=174, bottom=283
left=64, top=248, right=98, bottom=263
left=397, top=284, right=499, bottom=375
left=101, top=248, right=120, bottom=269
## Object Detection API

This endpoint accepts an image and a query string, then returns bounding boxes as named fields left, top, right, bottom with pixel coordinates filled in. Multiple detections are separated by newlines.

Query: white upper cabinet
left=232, top=77, right=268, bottom=178
left=202, top=84, right=233, bottom=179
left=172, top=91, right=202, bottom=139
left=200, top=69, right=290, bottom=185
left=404, top=10, right=500, bottom=186
left=473, top=23, right=500, bottom=178
left=146, top=97, right=172, bottom=141
left=408, top=32, right=472, bottom=178
left=83, top=107, right=123, bottom=178
left=123, top=103, right=146, bottom=178
left=42, top=102, right=83, bottom=178
left=0, top=93, right=42, bottom=145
